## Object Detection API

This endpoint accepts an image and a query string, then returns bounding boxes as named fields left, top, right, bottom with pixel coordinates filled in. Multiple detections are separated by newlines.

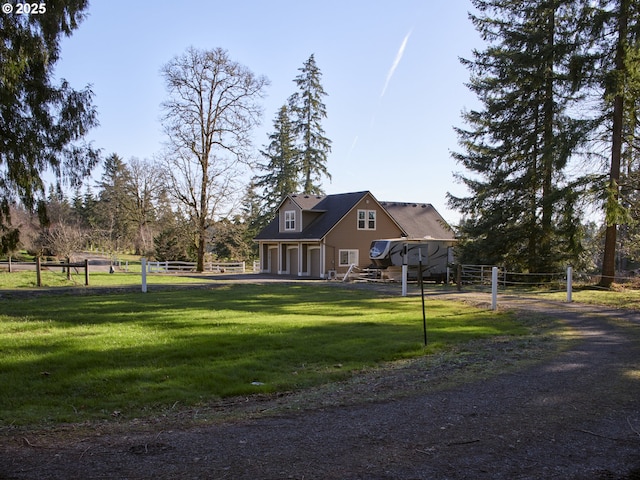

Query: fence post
left=36, top=256, right=42, bottom=287
left=566, top=265, right=573, bottom=303
left=141, top=258, right=147, bottom=293
left=491, top=266, right=498, bottom=310
left=85, top=259, right=89, bottom=286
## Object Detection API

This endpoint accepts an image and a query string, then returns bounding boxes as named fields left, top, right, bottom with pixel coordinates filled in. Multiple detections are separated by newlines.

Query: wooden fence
left=37, top=258, right=90, bottom=286
left=146, top=260, right=248, bottom=274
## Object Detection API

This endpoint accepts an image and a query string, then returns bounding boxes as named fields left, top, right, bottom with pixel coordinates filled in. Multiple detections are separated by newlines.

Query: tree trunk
left=600, top=0, right=628, bottom=288
left=196, top=229, right=206, bottom=272
left=540, top=6, right=556, bottom=274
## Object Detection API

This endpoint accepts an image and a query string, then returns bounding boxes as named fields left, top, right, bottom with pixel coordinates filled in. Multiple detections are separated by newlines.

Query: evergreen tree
left=288, top=54, right=332, bottom=194
left=449, top=0, right=593, bottom=273
left=254, top=105, right=300, bottom=214
left=592, top=0, right=640, bottom=286
left=153, top=191, right=193, bottom=262
left=241, top=181, right=268, bottom=257
left=95, top=153, right=134, bottom=252
left=0, top=1, right=99, bottom=254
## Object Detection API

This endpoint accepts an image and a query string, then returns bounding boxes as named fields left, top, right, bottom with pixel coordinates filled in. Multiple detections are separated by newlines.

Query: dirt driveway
left=1, top=290, right=639, bottom=479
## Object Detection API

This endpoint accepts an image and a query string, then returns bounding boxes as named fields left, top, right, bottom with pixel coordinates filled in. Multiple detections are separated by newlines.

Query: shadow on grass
left=0, top=284, right=521, bottom=425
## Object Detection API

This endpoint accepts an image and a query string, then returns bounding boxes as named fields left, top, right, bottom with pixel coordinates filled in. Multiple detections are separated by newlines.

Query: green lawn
left=0, top=283, right=525, bottom=426
left=0, top=269, right=208, bottom=289
left=541, top=286, right=640, bottom=310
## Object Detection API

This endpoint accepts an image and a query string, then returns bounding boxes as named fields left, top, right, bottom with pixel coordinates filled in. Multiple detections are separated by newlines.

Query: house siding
left=255, top=191, right=453, bottom=279
left=278, top=199, right=302, bottom=233
left=323, top=194, right=403, bottom=275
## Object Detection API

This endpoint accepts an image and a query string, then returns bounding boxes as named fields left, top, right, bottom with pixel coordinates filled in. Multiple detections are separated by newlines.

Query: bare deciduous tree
left=44, top=222, right=86, bottom=261
left=160, top=47, right=268, bottom=271
left=124, top=158, right=164, bottom=256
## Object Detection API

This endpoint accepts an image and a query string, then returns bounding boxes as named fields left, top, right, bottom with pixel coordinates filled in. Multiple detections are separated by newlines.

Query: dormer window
left=357, top=209, right=376, bottom=230
left=284, top=210, right=296, bottom=231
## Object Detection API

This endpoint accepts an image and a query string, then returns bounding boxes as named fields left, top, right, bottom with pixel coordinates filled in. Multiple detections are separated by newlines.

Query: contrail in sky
left=380, top=29, right=412, bottom=98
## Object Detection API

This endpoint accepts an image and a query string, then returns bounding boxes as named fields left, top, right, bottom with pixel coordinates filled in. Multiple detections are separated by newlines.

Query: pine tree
left=254, top=105, right=300, bottom=214
left=449, top=0, right=593, bottom=273
left=594, top=0, right=640, bottom=286
left=239, top=182, right=264, bottom=258
left=95, top=154, right=134, bottom=252
left=288, top=54, right=332, bottom=195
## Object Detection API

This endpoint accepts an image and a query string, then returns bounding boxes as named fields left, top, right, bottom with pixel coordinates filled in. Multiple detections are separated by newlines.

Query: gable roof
left=287, top=193, right=325, bottom=211
left=380, top=202, right=455, bottom=240
left=254, top=191, right=370, bottom=241
left=254, top=192, right=455, bottom=242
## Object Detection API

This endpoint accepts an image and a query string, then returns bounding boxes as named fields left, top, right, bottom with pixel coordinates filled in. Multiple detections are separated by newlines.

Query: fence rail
left=458, top=264, right=640, bottom=291
left=146, top=260, right=247, bottom=274
left=455, top=264, right=640, bottom=310
left=459, top=264, right=507, bottom=286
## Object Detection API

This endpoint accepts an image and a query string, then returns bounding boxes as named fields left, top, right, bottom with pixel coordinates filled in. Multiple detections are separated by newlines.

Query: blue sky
left=54, top=0, right=481, bottom=224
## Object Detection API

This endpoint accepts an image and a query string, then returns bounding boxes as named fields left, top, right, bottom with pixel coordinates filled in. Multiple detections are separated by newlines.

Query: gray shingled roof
left=254, top=191, right=369, bottom=241
left=379, top=202, right=455, bottom=240
left=254, top=192, right=455, bottom=242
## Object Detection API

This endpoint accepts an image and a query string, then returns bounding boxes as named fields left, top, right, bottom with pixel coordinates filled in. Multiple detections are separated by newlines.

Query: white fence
left=147, top=261, right=247, bottom=274
left=457, top=265, right=582, bottom=310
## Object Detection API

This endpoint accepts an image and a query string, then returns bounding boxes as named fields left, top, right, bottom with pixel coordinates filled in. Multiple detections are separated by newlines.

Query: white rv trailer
left=369, top=238, right=456, bottom=282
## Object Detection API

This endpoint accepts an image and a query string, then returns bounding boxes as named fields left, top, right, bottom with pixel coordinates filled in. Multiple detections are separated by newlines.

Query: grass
left=539, top=285, right=640, bottom=310
left=0, top=270, right=208, bottom=289
left=0, top=283, right=525, bottom=427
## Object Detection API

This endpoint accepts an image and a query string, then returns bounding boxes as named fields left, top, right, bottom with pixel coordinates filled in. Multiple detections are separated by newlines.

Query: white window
left=339, top=249, right=359, bottom=266
left=284, top=210, right=296, bottom=231
left=357, top=209, right=376, bottom=230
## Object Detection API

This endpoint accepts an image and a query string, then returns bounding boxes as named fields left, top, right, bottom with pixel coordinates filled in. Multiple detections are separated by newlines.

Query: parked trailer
left=369, top=238, right=456, bottom=282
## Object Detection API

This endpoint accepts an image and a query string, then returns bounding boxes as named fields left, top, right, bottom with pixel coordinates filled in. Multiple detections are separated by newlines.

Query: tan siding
left=323, top=193, right=403, bottom=274
left=278, top=199, right=303, bottom=233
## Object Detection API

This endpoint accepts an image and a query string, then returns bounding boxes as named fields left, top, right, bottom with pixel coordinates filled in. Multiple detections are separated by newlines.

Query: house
left=254, top=191, right=455, bottom=279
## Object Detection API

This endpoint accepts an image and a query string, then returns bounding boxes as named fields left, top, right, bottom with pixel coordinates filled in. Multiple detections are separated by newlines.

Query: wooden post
left=85, top=259, right=89, bottom=286
left=36, top=257, right=42, bottom=287
left=8, top=255, right=11, bottom=273
left=66, top=257, right=71, bottom=281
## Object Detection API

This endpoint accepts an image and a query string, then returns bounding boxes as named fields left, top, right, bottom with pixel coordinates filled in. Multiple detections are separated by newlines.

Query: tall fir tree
left=254, top=105, right=300, bottom=214
left=95, top=153, right=133, bottom=252
left=0, top=0, right=99, bottom=254
left=618, top=43, right=640, bottom=267
left=449, top=0, right=593, bottom=273
left=592, top=0, right=640, bottom=286
left=288, top=54, right=332, bottom=195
